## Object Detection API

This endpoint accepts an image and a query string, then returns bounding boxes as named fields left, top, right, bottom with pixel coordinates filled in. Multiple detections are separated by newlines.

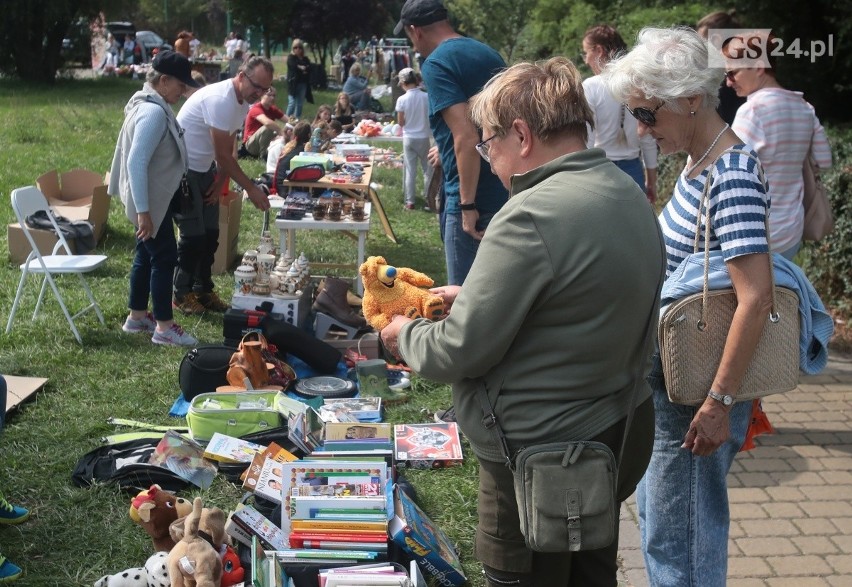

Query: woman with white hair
left=342, top=61, right=372, bottom=111
left=604, top=27, right=773, bottom=586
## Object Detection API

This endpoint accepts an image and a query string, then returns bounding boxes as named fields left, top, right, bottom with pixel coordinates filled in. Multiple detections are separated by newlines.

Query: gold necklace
left=686, top=123, right=729, bottom=176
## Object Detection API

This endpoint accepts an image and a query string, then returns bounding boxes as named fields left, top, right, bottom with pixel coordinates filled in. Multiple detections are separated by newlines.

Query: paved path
left=618, top=351, right=852, bottom=586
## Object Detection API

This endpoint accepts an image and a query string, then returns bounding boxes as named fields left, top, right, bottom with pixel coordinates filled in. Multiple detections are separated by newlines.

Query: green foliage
left=799, top=126, right=852, bottom=314
left=137, top=0, right=209, bottom=42
left=447, top=0, right=534, bottom=62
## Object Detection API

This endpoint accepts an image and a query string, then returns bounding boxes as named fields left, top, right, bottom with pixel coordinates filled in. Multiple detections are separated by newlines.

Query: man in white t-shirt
left=395, top=68, right=434, bottom=210
left=173, top=55, right=273, bottom=314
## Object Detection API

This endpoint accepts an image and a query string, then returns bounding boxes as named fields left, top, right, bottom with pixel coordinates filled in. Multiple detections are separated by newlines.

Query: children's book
left=148, top=430, right=217, bottom=489
left=393, top=423, right=463, bottom=469
left=228, top=503, right=290, bottom=550
left=293, top=483, right=381, bottom=497
left=252, top=457, right=286, bottom=505
left=239, top=441, right=299, bottom=482
left=289, top=493, right=387, bottom=520
left=322, top=422, right=391, bottom=442
left=203, top=432, right=266, bottom=463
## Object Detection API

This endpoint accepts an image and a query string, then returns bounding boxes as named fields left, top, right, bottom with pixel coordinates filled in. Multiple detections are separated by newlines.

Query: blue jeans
left=441, top=210, right=495, bottom=286
left=286, top=82, right=307, bottom=118
left=129, top=208, right=178, bottom=321
left=613, top=157, right=645, bottom=190
left=638, top=353, right=751, bottom=587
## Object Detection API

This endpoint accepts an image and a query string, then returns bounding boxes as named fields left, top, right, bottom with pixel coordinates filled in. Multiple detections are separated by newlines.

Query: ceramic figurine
left=257, top=230, right=276, bottom=256
left=234, top=264, right=256, bottom=295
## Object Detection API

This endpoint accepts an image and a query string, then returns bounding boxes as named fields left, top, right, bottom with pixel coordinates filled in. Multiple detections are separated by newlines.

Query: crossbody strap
left=478, top=225, right=665, bottom=471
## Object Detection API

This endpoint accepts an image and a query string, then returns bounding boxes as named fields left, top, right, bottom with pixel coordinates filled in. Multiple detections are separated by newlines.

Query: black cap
left=393, top=0, right=448, bottom=35
left=152, top=50, right=200, bottom=88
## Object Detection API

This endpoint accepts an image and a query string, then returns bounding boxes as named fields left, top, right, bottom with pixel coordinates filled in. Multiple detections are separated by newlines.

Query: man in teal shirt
left=395, top=0, right=508, bottom=286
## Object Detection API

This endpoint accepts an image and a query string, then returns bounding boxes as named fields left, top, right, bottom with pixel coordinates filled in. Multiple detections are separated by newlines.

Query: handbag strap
left=693, top=149, right=782, bottom=325
left=477, top=232, right=665, bottom=471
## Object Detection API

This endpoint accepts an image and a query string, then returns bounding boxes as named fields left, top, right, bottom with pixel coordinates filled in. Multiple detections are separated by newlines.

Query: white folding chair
left=5, top=186, right=108, bottom=344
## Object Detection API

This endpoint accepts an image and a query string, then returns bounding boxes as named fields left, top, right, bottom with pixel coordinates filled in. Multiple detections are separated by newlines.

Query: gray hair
left=146, top=69, right=166, bottom=85
left=242, top=55, right=274, bottom=77
left=602, top=27, right=721, bottom=113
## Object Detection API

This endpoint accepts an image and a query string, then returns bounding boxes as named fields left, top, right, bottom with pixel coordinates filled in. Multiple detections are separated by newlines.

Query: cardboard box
left=323, top=334, right=380, bottom=360
left=389, top=486, right=467, bottom=586
left=7, top=168, right=111, bottom=264
left=36, top=168, right=110, bottom=241
left=7, top=222, right=78, bottom=264
left=213, top=191, right=243, bottom=274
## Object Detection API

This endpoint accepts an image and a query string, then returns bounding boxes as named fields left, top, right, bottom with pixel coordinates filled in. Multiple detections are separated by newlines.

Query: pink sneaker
left=122, top=313, right=156, bottom=334
left=151, top=324, right=198, bottom=346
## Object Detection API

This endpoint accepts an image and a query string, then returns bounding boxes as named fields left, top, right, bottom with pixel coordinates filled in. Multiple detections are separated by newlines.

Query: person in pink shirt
left=726, top=32, right=832, bottom=259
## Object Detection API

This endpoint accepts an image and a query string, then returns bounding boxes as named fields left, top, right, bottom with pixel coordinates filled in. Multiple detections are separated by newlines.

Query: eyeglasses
left=624, top=101, right=665, bottom=127
left=475, top=134, right=498, bottom=162
left=724, top=69, right=740, bottom=81
left=243, top=73, right=270, bottom=93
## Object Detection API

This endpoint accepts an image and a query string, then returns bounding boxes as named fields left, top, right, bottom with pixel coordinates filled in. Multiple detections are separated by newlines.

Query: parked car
left=136, top=31, right=173, bottom=57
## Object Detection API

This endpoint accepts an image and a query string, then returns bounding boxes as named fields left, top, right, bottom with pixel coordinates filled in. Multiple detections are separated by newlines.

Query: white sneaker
left=151, top=324, right=198, bottom=346
left=122, top=313, right=156, bottom=334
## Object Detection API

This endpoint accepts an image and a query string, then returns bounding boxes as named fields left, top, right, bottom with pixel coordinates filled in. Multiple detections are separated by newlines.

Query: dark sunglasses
left=724, top=69, right=740, bottom=81
left=625, top=101, right=665, bottom=127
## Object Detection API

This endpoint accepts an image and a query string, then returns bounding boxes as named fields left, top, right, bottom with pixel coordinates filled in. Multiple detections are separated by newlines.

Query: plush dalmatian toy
left=93, top=552, right=170, bottom=587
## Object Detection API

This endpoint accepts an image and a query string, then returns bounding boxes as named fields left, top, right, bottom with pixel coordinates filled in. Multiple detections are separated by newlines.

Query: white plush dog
left=93, top=552, right=170, bottom=587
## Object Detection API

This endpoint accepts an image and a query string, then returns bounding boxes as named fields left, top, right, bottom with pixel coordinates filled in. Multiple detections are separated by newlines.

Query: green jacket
left=398, top=148, right=666, bottom=463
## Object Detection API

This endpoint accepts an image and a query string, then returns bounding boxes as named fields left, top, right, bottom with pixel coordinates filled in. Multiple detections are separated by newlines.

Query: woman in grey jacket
left=380, top=57, right=665, bottom=586
left=108, top=51, right=200, bottom=346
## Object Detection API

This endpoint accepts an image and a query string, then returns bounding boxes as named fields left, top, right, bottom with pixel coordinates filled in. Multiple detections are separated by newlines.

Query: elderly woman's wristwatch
left=708, top=390, right=734, bottom=407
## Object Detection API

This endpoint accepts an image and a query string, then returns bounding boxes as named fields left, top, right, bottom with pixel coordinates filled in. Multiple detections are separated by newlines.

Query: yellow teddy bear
left=359, top=256, right=445, bottom=330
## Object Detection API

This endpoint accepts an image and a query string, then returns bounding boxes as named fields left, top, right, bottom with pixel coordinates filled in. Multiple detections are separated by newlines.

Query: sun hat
left=152, top=50, right=200, bottom=88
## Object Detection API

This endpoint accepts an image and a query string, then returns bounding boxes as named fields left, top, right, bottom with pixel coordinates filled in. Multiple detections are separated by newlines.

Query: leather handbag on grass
left=659, top=149, right=800, bottom=406
left=478, top=259, right=663, bottom=552
left=801, top=140, right=834, bottom=241
left=224, top=332, right=294, bottom=391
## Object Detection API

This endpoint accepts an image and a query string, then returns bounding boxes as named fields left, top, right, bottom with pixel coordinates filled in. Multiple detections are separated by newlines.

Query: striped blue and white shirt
left=659, top=145, right=769, bottom=277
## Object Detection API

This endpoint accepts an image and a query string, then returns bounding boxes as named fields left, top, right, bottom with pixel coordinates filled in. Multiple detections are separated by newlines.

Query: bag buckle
left=481, top=413, right=498, bottom=429
left=566, top=515, right=581, bottom=527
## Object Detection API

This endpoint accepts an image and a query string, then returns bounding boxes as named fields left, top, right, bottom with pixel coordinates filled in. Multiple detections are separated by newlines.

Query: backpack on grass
left=71, top=436, right=190, bottom=493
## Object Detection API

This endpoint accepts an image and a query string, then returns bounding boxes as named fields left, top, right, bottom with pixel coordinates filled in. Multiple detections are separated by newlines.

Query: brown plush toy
left=167, top=497, right=223, bottom=587
left=129, top=484, right=193, bottom=552
left=359, top=255, right=444, bottom=330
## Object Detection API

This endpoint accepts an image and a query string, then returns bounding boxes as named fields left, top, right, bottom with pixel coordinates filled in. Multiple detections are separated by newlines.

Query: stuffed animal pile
left=167, top=497, right=222, bottom=587
left=94, top=488, right=243, bottom=587
left=359, top=256, right=444, bottom=330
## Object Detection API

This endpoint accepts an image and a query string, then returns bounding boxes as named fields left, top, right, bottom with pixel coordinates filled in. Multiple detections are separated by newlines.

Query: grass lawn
left=0, top=76, right=487, bottom=585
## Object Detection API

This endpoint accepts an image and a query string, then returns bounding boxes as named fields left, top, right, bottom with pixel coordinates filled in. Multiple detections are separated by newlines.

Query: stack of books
left=312, top=422, right=393, bottom=460
left=252, top=539, right=425, bottom=587
left=280, top=457, right=392, bottom=559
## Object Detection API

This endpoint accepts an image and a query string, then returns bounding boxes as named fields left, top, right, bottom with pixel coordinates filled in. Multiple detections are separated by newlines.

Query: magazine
left=148, top=430, right=217, bottom=489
